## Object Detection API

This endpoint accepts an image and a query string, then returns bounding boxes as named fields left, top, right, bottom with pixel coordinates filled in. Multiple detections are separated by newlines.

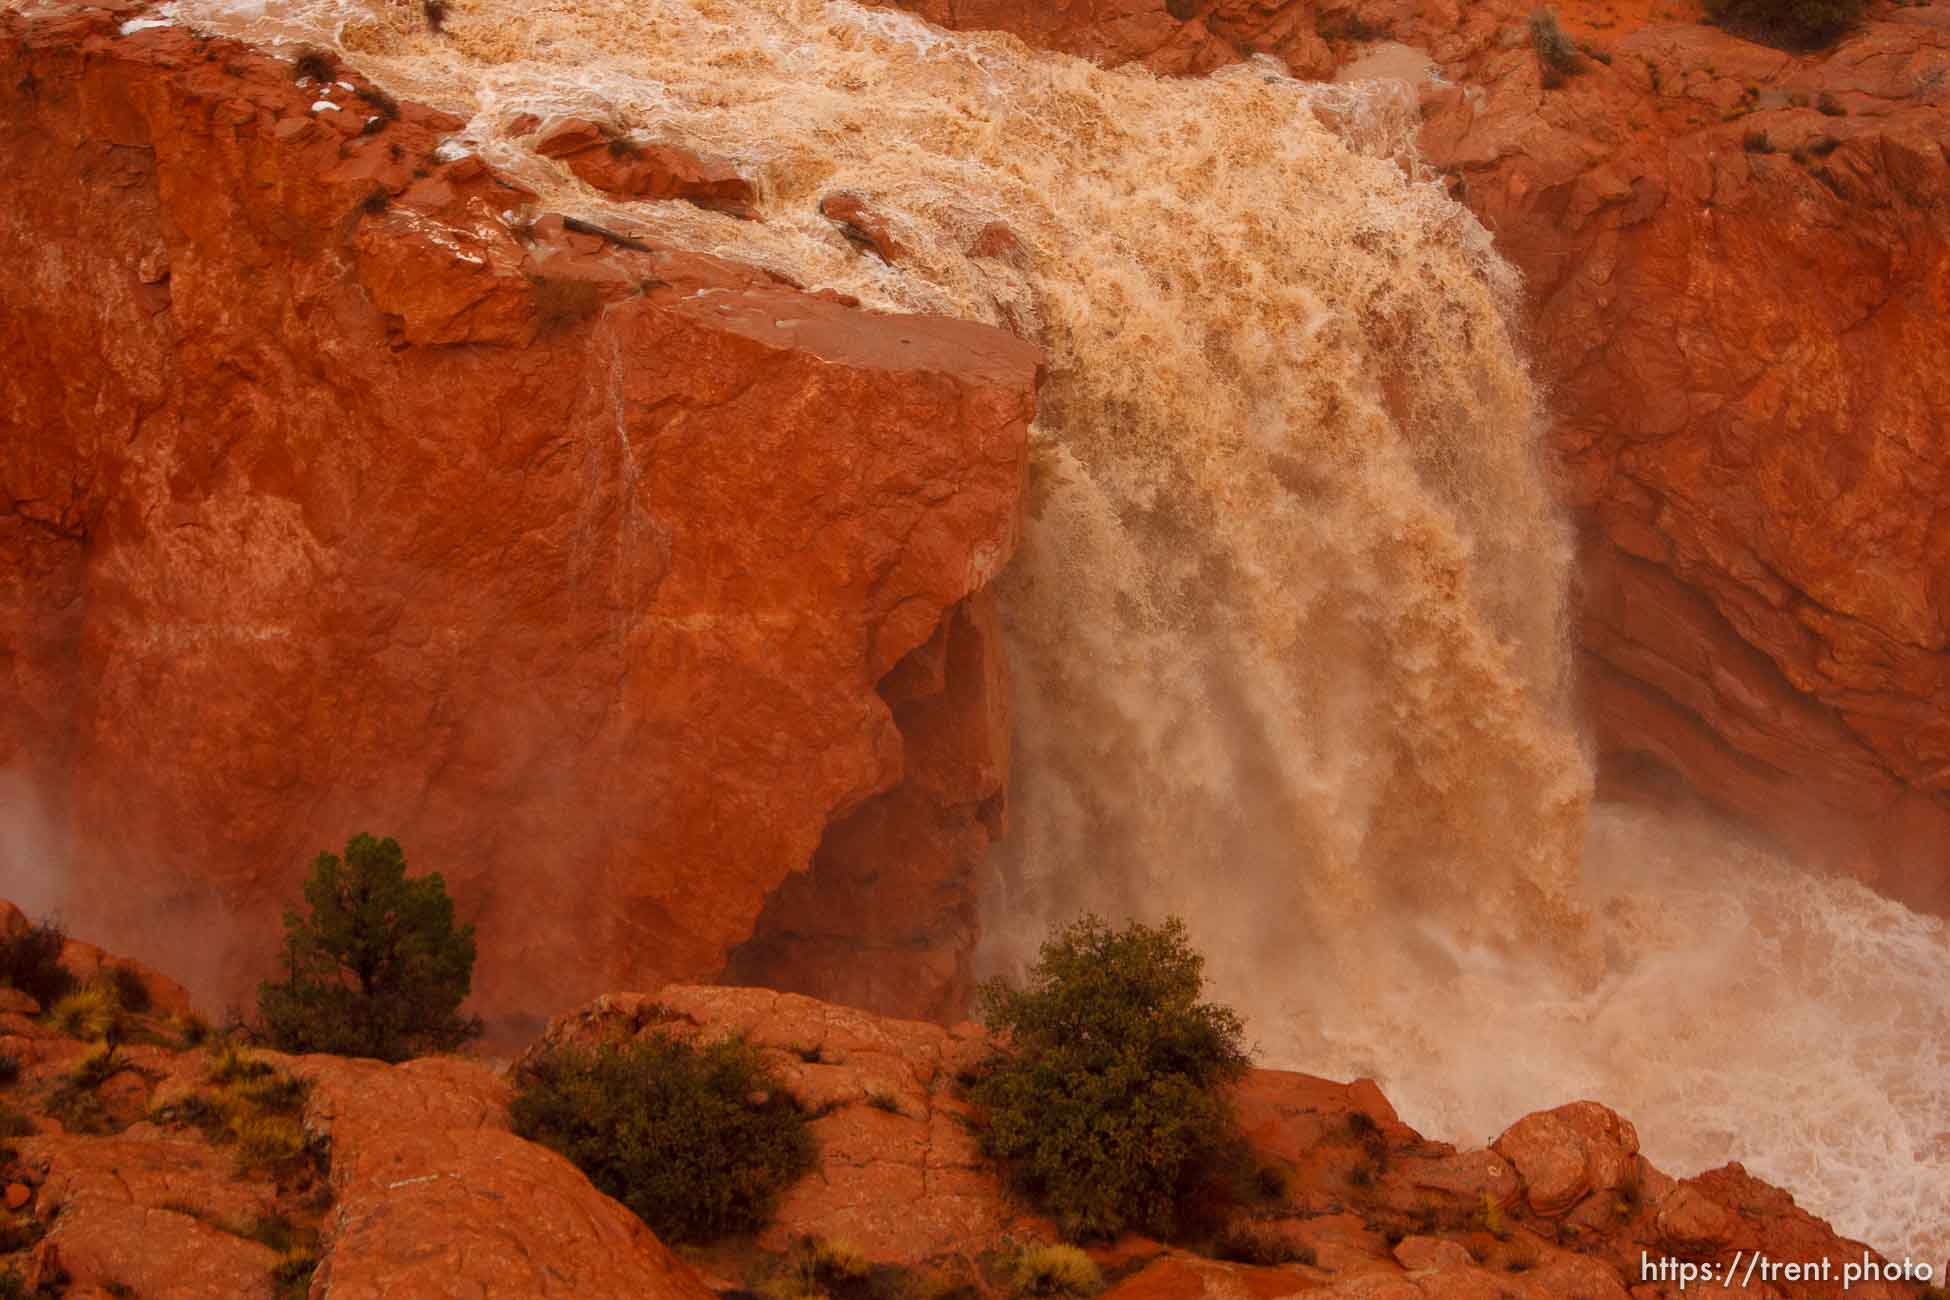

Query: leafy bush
left=1702, top=0, right=1862, bottom=47
left=258, top=833, right=482, bottom=1063
left=1011, top=1245, right=1101, bottom=1298
left=510, top=1033, right=815, bottom=1243
left=0, top=1106, right=31, bottom=1139
left=967, top=915, right=1251, bottom=1241
left=0, top=1053, right=16, bottom=1088
left=0, top=918, right=74, bottom=1008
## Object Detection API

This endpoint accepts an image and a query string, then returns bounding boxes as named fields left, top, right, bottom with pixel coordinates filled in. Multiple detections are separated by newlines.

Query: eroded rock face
left=864, top=0, right=1950, bottom=905
left=295, top=1055, right=718, bottom=1300
left=0, top=7, right=1041, bottom=1029
left=725, top=593, right=1011, bottom=1022
left=517, top=985, right=1036, bottom=1261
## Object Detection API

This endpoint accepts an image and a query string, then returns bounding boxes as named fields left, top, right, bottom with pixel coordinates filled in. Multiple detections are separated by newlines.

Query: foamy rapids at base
left=150, top=0, right=1950, bottom=1261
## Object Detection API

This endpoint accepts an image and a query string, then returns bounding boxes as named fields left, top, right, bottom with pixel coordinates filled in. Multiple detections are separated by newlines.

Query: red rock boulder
left=536, top=116, right=758, bottom=216
left=0, top=14, right=1042, bottom=1031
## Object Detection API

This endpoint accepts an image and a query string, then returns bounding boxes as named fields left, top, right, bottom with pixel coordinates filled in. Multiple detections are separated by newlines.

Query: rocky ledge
left=0, top=905, right=1926, bottom=1299
left=0, top=0, right=1042, bottom=1032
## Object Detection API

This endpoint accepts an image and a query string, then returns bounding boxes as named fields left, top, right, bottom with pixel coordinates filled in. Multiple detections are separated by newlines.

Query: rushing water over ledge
left=138, top=0, right=1950, bottom=1259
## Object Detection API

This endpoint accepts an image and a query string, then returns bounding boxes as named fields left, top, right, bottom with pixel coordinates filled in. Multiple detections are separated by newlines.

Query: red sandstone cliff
left=864, top=0, right=1950, bottom=906
left=0, top=3, right=1040, bottom=1029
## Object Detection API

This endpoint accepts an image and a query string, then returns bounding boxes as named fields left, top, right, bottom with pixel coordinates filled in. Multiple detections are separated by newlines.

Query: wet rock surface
left=0, top=4, right=1042, bottom=1029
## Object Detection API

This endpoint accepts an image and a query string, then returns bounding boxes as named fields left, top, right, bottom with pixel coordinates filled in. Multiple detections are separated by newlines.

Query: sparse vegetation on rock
left=0, top=918, right=74, bottom=1008
left=1528, top=8, right=1583, bottom=86
left=528, top=272, right=605, bottom=333
left=1702, top=0, right=1863, bottom=47
left=257, top=833, right=482, bottom=1063
left=47, top=983, right=127, bottom=1042
left=967, top=915, right=1251, bottom=1241
left=511, top=1032, right=816, bottom=1244
left=290, top=44, right=337, bottom=82
left=1011, top=1244, right=1101, bottom=1297
left=760, top=1236, right=888, bottom=1300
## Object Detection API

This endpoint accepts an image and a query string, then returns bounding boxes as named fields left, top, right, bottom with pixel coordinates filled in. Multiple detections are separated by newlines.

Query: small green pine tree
left=969, top=915, right=1251, bottom=1240
left=258, top=833, right=481, bottom=1062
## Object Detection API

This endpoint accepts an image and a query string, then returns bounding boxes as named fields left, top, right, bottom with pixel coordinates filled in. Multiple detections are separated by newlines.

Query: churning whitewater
left=159, top=0, right=1949, bottom=1260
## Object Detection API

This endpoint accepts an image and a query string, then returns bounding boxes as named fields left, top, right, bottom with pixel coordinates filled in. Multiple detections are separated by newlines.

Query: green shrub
left=1011, top=1245, right=1101, bottom=1298
left=766, top=1237, right=880, bottom=1300
left=66, top=1042, right=122, bottom=1090
left=291, top=45, right=337, bottom=82
left=968, top=915, right=1251, bottom=1241
left=1702, top=0, right=1863, bottom=47
left=0, top=918, right=75, bottom=1008
left=257, top=833, right=482, bottom=1063
left=48, top=984, right=126, bottom=1042
left=1528, top=8, right=1583, bottom=84
left=172, top=1011, right=212, bottom=1048
left=0, top=1213, right=45, bottom=1254
left=1212, top=1220, right=1310, bottom=1266
left=226, top=1071, right=309, bottom=1116
left=207, top=1042, right=274, bottom=1085
left=231, top=1115, right=306, bottom=1171
left=148, top=1089, right=229, bottom=1137
left=0, top=1106, right=32, bottom=1139
left=271, top=1247, right=319, bottom=1300
left=355, top=84, right=400, bottom=120
left=106, top=965, right=152, bottom=1015
left=510, top=1033, right=815, bottom=1244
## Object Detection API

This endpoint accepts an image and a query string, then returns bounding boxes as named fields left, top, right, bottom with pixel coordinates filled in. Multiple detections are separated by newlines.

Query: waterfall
left=161, top=0, right=1950, bottom=1259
